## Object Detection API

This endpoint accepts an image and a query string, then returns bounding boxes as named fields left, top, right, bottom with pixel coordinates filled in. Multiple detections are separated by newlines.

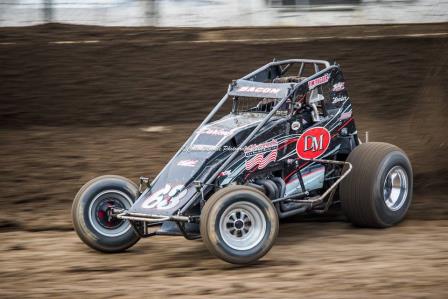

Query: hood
left=129, top=113, right=264, bottom=215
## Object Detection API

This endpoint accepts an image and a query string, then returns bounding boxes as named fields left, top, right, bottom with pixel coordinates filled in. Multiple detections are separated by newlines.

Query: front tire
left=340, top=142, right=413, bottom=228
left=72, top=175, right=140, bottom=252
left=200, top=185, right=279, bottom=264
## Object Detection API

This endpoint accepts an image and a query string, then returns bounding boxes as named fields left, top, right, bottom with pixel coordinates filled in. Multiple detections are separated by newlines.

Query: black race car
left=72, top=59, right=413, bottom=264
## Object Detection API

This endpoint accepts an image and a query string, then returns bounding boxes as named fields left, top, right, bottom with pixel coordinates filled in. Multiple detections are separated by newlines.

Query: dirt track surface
left=0, top=23, right=447, bottom=297
left=1, top=220, right=447, bottom=298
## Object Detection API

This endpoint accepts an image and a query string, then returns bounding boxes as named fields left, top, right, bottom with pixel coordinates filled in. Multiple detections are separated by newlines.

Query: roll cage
left=180, top=59, right=341, bottom=213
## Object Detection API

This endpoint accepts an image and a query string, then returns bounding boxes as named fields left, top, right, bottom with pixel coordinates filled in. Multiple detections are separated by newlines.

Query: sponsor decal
left=218, top=170, right=232, bottom=177
left=177, top=159, right=198, bottom=167
left=188, top=144, right=218, bottom=152
left=237, top=86, right=281, bottom=95
left=201, top=128, right=230, bottom=136
left=275, top=110, right=288, bottom=117
left=332, top=95, right=349, bottom=104
left=308, top=74, right=330, bottom=89
left=332, top=82, right=345, bottom=92
left=141, top=184, right=187, bottom=210
left=296, top=127, right=331, bottom=160
left=244, top=140, right=278, bottom=157
left=245, top=151, right=278, bottom=171
left=245, top=140, right=278, bottom=170
left=291, top=121, right=301, bottom=131
left=339, top=110, right=352, bottom=120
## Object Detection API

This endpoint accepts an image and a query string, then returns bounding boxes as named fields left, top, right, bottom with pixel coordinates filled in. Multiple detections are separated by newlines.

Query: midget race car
left=72, top=59, right=413, bottom=264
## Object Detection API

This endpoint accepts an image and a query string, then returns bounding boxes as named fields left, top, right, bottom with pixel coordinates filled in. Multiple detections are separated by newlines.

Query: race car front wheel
left=72, top=175, right=140, bottom=252
left=200, top=185, right=279, bottom=264
left=340, top=142, right=413, bottom=228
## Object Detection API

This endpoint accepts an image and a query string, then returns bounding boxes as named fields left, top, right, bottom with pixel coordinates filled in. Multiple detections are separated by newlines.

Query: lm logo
left=296, top=127, right=331, bottom=160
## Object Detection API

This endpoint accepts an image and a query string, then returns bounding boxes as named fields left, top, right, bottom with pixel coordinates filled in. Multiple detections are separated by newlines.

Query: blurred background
left=0, top=1, right=447, bottom=298
left=1, top=0, right=448, bottom=26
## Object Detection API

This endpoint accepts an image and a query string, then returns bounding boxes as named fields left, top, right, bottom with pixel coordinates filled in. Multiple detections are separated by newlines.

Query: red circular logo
left=296, top=127, right=331, bottom=160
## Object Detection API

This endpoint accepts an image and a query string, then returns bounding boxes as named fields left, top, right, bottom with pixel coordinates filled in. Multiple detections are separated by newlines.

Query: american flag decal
left=245, top=150, right=278, bottom=171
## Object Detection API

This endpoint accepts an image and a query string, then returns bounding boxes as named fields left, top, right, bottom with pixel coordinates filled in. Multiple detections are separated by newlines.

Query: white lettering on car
left=332, top=82, right=345, bottom=92
left=141, top=184, right=188, bottom=210
left=237, top=86, right=281, bottom=94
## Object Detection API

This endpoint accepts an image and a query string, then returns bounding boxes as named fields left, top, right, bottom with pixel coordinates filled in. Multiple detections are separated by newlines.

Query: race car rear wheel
left=340, top=142, right=413, bottom=228
left=200, top=185, right=279, bottom=264
left=72, top=175, right=140, bottom=252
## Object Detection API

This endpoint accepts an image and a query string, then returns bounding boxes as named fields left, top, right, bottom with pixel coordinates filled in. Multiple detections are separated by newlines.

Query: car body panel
left=129, top=60, right=358, bottom=217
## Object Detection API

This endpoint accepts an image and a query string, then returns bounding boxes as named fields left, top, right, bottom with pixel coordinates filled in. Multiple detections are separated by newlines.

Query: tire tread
left=340, top=142, right=411, bottom=228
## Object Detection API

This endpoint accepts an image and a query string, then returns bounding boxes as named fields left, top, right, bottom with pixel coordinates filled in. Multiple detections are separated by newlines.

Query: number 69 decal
left=141, top=184, right=188, bottom=210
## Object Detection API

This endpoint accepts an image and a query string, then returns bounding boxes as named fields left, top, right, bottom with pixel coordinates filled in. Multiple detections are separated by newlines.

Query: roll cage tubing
left=145, top=59, right=337, bottom=216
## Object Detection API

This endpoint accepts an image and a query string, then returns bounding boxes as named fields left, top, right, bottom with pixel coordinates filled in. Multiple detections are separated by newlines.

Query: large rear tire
left=72, top=175, right=140, bottom=252
left=340, top=142, right=413, bottom=228
left=201, top=185, right=279, bottom=264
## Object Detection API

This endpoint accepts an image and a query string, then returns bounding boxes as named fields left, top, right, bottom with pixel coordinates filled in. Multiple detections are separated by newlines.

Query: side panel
left=219, top=68, right=357, bottom=196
